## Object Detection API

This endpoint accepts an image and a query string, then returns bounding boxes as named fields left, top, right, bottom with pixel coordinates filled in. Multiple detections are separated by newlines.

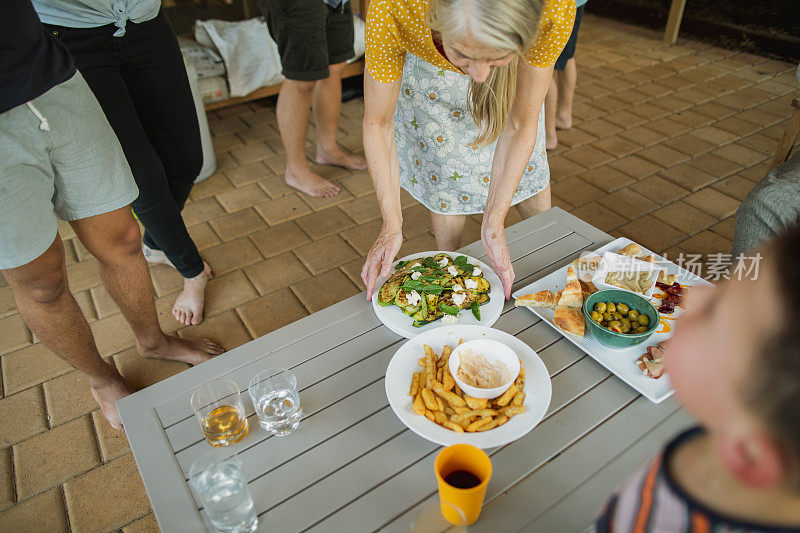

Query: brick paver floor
left=1, top=13, right=797, bottom=532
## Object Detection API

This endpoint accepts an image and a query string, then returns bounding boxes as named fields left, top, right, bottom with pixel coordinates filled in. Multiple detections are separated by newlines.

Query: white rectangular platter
left=512, top=237, right=712, bottom=403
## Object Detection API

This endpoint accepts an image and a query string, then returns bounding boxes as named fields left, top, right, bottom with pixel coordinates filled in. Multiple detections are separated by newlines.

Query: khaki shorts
left=0, top=72, right=139, bottom=269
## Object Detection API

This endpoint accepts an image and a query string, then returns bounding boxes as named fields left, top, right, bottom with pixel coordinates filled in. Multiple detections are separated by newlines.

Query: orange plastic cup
left=434, top=444, right=492, bottom=525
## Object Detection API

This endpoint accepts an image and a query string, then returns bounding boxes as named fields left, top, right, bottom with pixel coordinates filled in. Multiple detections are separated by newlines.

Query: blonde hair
left=429, top=0, right=542, bottom=147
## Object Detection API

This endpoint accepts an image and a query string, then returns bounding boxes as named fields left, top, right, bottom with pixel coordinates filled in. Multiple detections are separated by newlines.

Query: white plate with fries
left=385, top=325, right=551, bottom=448
left=372, top=251, right=504, bottom=339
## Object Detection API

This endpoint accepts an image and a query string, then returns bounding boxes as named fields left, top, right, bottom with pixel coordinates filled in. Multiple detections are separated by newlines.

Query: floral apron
left=395, top=53, right=549, bottom=215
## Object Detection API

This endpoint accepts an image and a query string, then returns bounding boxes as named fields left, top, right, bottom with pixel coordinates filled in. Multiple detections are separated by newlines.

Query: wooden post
left=663, top=0, right=687, bottom=45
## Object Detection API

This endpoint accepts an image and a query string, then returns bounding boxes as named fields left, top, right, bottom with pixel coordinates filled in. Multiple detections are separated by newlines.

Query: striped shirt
left=593, top=427, right=800, bottom=533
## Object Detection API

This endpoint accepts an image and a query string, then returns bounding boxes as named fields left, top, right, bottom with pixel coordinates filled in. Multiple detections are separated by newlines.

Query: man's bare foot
left=90, top=378, right=133, bottom=431
left=138, top=334, right=224, bottom=366
left=285, top=166, right=340, bottom=198
left=142, top=243, right=176, bottom=269
left=173, top=262, right=211, bottom=326
left=546, top=131, right=558, bottom=151
left=316, top=146, right=366, bottom=170
left=555, top=114, right=572, bottom=130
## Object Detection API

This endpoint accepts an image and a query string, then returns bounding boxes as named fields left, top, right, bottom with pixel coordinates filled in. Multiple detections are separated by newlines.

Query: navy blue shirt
left=1, top=0, right=76, bottom=114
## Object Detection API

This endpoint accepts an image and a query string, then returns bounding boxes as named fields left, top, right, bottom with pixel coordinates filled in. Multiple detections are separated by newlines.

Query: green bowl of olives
left=583, top=289, right=660, bottom=349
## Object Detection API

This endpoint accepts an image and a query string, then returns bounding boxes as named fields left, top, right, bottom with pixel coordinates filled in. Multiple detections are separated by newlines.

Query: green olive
left=613, top=311, right=623, bottom=321
left=609, top=320, right=621, bottom=328
left=620, top=322, right=631, bottom=333
left=594, top=302, right=607, bottom=314
left=603, top=312, right=613, bottom=322
left=606, top=303, right=616, bottom=314
left=591, top=311, right=603, bottom=323
left=635, top=326, right=648, bottom=334
left=621, top=318, right=632, bottom=328
left=617, top=303, right=629, bottom=315
left=637, top=314, right=650, bottom=327
left=610, top=324, right=623, bottom=333
left=628, top=309, right=639, bottom=321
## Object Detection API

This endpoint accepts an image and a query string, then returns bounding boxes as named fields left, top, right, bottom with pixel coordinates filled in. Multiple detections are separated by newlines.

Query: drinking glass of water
left=248, top=368, right=302, bottom=436
left=189, top=450, right=258, bottom=533
left=191, top=378, right=249, bottom=447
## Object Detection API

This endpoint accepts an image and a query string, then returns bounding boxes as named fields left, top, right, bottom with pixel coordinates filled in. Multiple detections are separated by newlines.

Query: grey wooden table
left=117, top=207, right=694, bottom=532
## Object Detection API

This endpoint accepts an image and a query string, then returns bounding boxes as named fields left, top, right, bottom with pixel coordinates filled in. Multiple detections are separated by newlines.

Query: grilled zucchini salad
left=377, top=253, right=491, bottom=327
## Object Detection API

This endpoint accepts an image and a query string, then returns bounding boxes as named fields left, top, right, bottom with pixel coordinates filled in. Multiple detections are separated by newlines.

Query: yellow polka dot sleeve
left=365, top=0, right=407, bottom=83
left=525, top=0, right=576, bottom=68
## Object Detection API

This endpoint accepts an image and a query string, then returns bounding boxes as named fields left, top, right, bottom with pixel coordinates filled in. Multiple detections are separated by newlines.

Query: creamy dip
left=456, top=351, right=511, bottom=388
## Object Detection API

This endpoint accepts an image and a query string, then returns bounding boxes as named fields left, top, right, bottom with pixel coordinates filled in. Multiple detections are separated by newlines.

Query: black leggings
left=45, top=13, right=204, bottom=278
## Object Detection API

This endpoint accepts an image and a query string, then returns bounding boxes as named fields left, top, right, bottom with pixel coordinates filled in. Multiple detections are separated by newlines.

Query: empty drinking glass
left=191, top=378, right=249, bottom=447
left=248, top=368, right=302, bottom=436
left=189, top=450, right=258, bottom=533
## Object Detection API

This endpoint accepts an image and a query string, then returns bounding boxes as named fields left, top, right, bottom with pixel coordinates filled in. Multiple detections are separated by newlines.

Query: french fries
left=408, top=343, right=527, bottom=433
left=409, top=372, right=420, bottom=397
left=413, top=394, right=425, bottom=415
left=495, top=384, right=517, bottom=407
left=421, top=389, right=439, bottom=411
left=464, top=396, right=488, bottom=410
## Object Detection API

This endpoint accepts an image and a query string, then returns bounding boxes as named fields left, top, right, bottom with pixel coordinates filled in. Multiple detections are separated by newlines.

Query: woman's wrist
left=382, top=218, right=403, bottom=234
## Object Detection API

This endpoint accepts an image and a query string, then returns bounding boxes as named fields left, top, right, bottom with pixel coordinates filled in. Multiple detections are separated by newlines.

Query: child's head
left=665, top=227, right=800, bottom=491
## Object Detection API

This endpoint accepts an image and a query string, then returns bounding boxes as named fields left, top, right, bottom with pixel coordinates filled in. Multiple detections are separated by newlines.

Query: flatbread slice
left=554, top=306, right=585, bottom=336
left=618, top=243, right=642, bottom=257
left=558, top=279, right=583, bottom=309
left=515, top=290, right=556, bottom=309
left=566, top=265, right=578, bottom=282
left=579, top=280, right=598, bottom=300
left=573, top=255, right=602, bottom=274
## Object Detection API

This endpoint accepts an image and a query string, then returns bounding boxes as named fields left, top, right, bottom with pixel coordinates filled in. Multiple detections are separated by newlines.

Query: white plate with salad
left=371, top=251, right=503, bottom=339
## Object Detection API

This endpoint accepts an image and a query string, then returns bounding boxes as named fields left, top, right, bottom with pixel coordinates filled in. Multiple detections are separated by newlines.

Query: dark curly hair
left=743, top=225, right=800, bottom=486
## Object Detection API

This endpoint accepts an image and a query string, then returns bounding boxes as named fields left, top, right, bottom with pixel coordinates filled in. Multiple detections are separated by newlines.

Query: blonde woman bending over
left=361, top=0, right=575, bottom=301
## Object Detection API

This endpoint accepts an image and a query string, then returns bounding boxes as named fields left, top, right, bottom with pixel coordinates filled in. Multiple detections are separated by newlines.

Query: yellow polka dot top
left=365, top=0, right=576, bottom=83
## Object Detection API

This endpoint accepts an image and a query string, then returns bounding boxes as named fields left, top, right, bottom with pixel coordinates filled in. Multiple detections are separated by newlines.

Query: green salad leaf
left=422, top=257, right=440, bottom=268
left=440, top=303, right=459, bottom=316
left=471, top=301, right=481, bottom=320
left=401, top=280, right=447, bottom=294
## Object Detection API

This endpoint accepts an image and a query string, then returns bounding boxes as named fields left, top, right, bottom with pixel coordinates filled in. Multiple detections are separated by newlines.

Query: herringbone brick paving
left=0, top=14, right=797, bottom=531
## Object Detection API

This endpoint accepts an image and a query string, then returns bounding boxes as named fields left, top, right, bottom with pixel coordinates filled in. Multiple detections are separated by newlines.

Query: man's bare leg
left=69, top=207, right=223, bottom=365
left=517, top=184, right=552, bottom=219
left=545, top=77, right=559, bottom=150
left=2, top=236, right=131, bottom=429
left=431, top=212, right=467, bottom=251
left=277, top=78, right=340, bottom=198
left=555, top=58, right=577, bottom=130
left=313, top=62, right=366, bottom=171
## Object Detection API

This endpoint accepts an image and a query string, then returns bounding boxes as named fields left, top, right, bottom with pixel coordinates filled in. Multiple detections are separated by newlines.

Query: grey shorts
left=0, top=72, right=139, bottom=269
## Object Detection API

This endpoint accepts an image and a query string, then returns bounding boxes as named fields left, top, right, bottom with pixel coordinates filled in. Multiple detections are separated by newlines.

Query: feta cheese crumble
left=438, top=257, right=449, bottom=267
left=452, top=292, right=467, bottom=307
left=410, top=271, right=421, bottom=280
left=464, top=278, right=479, bottom=290
left=452, top=284, right=463, bottom=293
left=447, top=265, right=459, bottom=276
left=472, top=266, right=482, bottom=277
left=442, top=313, right=460, bottom=325
left=406, top=290, right=421, bottom=306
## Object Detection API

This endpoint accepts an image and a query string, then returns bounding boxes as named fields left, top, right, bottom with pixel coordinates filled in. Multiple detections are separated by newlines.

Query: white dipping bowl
left=448, top=339, right=521, bottom=399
